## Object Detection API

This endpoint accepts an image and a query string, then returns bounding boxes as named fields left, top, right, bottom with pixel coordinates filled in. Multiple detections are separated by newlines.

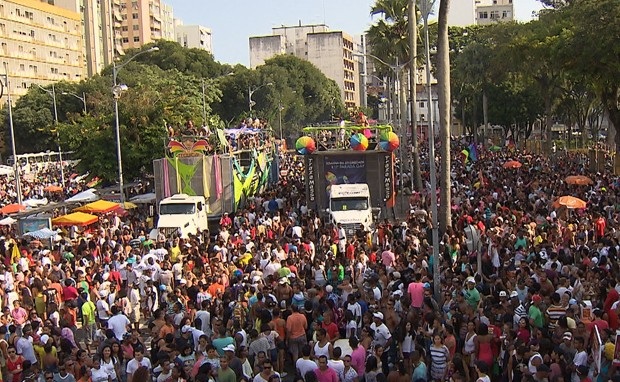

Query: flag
left=468, top=143, right=478, bottom=162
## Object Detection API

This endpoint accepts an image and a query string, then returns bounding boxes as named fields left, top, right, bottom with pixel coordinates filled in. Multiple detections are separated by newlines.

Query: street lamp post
left=112, top=46, right=159, bottom=203
left=278, top=100, right=284, bottom=139
left=61, top=91, right=87, bottom=114
left=201, top=78, right=207, bottom=127
left=248, top=82, right=273, bottom=116
left=36, top=83, right=65, bottom=188
left=420, top=0, right=441, bottom=302
left=1, top=64, right=22, bottom=205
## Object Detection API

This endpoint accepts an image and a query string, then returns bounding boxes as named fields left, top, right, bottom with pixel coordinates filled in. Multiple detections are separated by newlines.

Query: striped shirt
left=547, top=304, right=567, bottom=329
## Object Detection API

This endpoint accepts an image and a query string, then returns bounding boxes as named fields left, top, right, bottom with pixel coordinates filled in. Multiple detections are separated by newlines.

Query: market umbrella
left=378, top=132, right=400, bottom=152
left=119, top=202, right=138, bottom=210
left=43, top=185, right=63, bottom=193
left=66, top=189, right=99, bottom=203
left=489, top=145, right=502, bottom=152
left=23, top=228, right=57, bottom=240
left=554, top=196, right=587, bottom=209
left=295, top=136, right=316, bottom=155
left=565, top=175, right=593, bottom=185
left=0, top=217, right=16, bottom=226
left=0, top=204, right=25, bottom=215
left=503, top=160, right=522, bottom=169
left=350, top=133, right=368, bottom=151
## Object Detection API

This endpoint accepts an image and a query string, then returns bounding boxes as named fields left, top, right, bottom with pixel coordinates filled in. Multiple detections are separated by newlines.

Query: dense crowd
left=0, top=143, right=618, bottom=382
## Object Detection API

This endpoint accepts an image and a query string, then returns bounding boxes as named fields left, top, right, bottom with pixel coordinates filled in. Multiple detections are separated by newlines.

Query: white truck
left=156, top=194, right=209, bottom=238
left=324, top=184, right=378, bottom=236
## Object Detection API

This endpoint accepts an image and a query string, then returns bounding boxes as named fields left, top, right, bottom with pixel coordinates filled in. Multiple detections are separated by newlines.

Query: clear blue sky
left=166, top=0, right=544, bottom=66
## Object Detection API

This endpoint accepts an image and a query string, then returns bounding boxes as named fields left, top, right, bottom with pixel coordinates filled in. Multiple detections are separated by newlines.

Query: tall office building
left=175, top=24, right=212, bottom=52
left=0, top=0, right=86, bottom=99
left=249, top=24, right=360, bottom=109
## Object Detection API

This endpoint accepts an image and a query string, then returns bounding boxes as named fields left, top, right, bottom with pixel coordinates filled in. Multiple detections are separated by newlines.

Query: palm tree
left=437, top=0, right=452, bottom=233
left=367, top=0, right=423, bottom=193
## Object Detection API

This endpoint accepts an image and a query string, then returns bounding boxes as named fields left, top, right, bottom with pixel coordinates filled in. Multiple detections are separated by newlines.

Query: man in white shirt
left=370, top=312, right=392, bottom=348
left=296, top=344, right=317, bottom=380
left=126, top=346, right=152, bottom=382
left=108, top=306, right=131, bottom=341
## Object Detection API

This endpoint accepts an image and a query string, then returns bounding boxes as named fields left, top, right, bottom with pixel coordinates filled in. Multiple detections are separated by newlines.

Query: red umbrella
left=0, top=204, right=25, bottom=215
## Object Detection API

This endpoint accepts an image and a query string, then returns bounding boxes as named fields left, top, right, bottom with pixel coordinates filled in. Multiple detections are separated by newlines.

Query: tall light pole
left=1, top=64, right=22, bottom=205
left=420, top=0, right=440, bottom=301
left=248, top=82, right=273, bottom=116
left=201, top=78, right=207, bottom=127
left=36, top=83, right=65, bottom=188
left=112, top=46, right=159, bottom=203
left=61, top=91, right=87, bottom=114
left=278, top=100, right=284, bottom=139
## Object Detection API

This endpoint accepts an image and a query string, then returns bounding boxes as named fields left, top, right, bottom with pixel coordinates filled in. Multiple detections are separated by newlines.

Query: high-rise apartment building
left=249, top=24, right=360, bottom=109
left=175, top=24, right=213, bottom=52
left=117, top=0, right=174, bottom=50
left=54, top=0, right=123, bottom=77
left=0, top=0, right=86, bottom=98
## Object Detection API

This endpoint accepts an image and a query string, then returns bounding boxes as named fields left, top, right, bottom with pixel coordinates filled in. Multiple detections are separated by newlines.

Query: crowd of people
left=0, top=141, right=617, bottom=382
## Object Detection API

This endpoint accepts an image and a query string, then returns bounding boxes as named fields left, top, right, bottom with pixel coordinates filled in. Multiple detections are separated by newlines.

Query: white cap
left=510, top=291, right=519, bottom=298
left=223, top=344, right=236, bottom=352
left=373, top=312, right=384, bottom=320
left=181, top=325, right=192, bottom=333
left=392, top=272, right=401, bottom=279
left=40, top=334, right=50, bottom=345
left=325, top=285, right=333, bottom=293
left=499, top=291, right=507, bottom=297
left=179, top=279, right=187, bottom=285
left=392, top=290, right=403, bottom=297
left=466, top=277, right=475, bottom=284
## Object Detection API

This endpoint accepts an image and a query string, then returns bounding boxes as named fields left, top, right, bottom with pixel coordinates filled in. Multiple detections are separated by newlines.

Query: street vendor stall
left=52, top=212, right=98, bottom=226
left=75, top=199, right=120, bottom=214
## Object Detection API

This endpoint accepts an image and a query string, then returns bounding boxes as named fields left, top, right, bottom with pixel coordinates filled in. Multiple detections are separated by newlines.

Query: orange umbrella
left=553, top=196, right=587, bottom=209
left=0, top=204, right=25, bottom=214
left=44, top=185, right=63, bottom=193
left=503, top=160, right=522, bottom=169
left=565, top=175, right=593, bottom=185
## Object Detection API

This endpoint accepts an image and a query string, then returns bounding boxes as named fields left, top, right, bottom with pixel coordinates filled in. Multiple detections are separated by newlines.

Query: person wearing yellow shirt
left=170, top=238, right=181, bottom=263
left=80, top=293, right=97, bottom=353
left=239, top=252, right=253, bottom=267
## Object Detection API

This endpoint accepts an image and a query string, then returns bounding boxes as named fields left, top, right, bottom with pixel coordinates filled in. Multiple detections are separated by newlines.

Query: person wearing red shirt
left=108, top=265, right=122, bottom=287
left=321, top=312, right=339, bottom=342
left=345, top=241, right=355, bottom=261
left=603, top=282, right=619, bottom=314
left=608, top=305, right=619, bottom=331
left=595, top=215, right=606, bottom=241
left=61, top=279, right=79, bottom=303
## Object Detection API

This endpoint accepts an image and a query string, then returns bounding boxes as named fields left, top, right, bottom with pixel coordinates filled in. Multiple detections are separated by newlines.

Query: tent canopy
left=129, top=192, right=156, bottom=204
left=52, top=212, right=98, bottom=227
left=66, top=189, right=99, bottom=203
left=23, top=228, right=57, bottom=240
left=75, top=200, right=119, bottom=214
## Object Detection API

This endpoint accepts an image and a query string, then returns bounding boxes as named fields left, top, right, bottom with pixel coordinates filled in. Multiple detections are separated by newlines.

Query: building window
left=490, top=11, right=500, bottom=19
left=122, top=26, right=128, bottom=31
left=19, top=64, right=24, bottom=71
left=132, top=13, right=139, bottom=19
left=420, top=101, right=425, bottom=108
left=502, top=11, right=509, bottom=18
left=122, top=14, right=127, bottom=20
left=478, top=11, right=488, bottom=19
left=133, top=24, right=139, bottom=30
left=122, top=37, right=129, bottom=43
left=133, top=36, right=140, bottom=42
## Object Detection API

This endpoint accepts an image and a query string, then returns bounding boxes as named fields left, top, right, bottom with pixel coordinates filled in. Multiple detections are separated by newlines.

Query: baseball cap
left=499, top=291, right=507, bottom=297
left=223, top=344, right=236, bottom=352
left=325, top=285, right=333, bottom=293
left=510, top=291, right=519, bottom=298
left=532, top=294, right=542, bottom=303
left=181, top=325, right=192, bottom=333
left=373, top=312, right=384, bottom=320
left=563, top=332, right=572, bottom=341
left=466, top=277, right=475, bottom=284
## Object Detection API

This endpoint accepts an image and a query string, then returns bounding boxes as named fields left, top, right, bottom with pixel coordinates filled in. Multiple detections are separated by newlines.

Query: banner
left=593, top=326, right=602, bottom=373
left=323, top=155, right=367, bottom=191
left=384, top=154, right=393, bottom=199
left=306, top=157, right=316, bottom=203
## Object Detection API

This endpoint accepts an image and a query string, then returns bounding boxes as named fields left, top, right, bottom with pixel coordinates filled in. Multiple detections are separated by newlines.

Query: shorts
left=129, top=309, right=140, bottom=323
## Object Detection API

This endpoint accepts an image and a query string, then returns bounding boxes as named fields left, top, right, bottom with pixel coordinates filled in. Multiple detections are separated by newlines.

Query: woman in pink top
left=10, top=301, right=27, bottom=326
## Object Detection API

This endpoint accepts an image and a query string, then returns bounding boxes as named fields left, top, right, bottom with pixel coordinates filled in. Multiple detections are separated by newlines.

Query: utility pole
left=1, top=64, right=22, bottom=205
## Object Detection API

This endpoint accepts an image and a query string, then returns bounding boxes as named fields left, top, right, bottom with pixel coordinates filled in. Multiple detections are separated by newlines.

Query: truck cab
left=325, top=184, right=376, bottom=237
left=157, top=194, right=209, bottom=238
